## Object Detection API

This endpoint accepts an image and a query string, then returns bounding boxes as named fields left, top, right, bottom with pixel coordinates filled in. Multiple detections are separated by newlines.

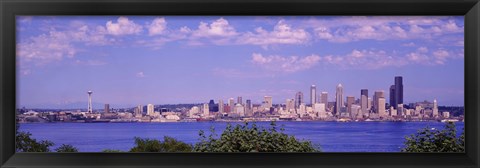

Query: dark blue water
left=19, top=121, right=464, bottom=152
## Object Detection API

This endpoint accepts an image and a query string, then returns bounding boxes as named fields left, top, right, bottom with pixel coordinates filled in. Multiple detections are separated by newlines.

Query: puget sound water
left=19, top=121, right=464, bottom=152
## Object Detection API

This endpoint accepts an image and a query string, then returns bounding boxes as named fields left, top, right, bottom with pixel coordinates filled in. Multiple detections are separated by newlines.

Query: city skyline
left=17, top=16, right=464, bottom=108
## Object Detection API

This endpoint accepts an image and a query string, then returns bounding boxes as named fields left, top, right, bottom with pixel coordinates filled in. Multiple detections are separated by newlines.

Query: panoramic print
left=16, top=16, right=464, bottom=152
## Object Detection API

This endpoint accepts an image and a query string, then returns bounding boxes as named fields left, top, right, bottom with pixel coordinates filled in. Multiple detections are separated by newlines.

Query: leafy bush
left=129, top=136, right=193, bottom=152
left=402, top=122, right=464, bottom=152
left=193, top=122, right=320, bottom=152
left=55, top=144, right=79, bottom=152
left=16, top=131, right=54, bottom=152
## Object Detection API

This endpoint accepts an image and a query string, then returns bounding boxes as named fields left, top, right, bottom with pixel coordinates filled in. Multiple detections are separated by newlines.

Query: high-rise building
left=351, top=104, right=361, bottom=119
left=310, top=85, right=317, bottom=105
left=147, top=104, right=154, bottom=116
left=316, top=103, right=327, bottom=119
left=104, top=104, right=110, bottom=113
left=218, top=99, right=224, bottom=113
left=203, top=103, right=209, bottom=117
left=295, top=92, right=304, bottom=109
left=389, top=85, right=395, bottom=108
left=228, top=98, right=235, bottom=113
left=87, top=91, right=93, bottom=113
left=320, top=92, right=328, bottom=104
left=264, top=96, right=273, bottom=109
left=237, top=96, right=243, bottom=105
left=235, top=104, right=245, bottom=117
left=360, top=89, right=368, bottom=114
left=390, top=76, right=404, bottom=109
left=397, top=104, right=404, bottom=116
left=246, top=99, right=252, bottom=116
left=373, top=91, right=385, bottom=114
left=208, top=100, right=218, bottom=112
left=135, top=105, right=143, bottom=117
left=433, top=99, right=439, bottom=117
left=335, top=84, right=344, bottom=115
left=395, top=76, right=404, bottom=108
left=346, top=96, right=355, bottom=115
left=286, top=99, right=295, bottom=113
left=378, top=98, right=386, bottom=117
left=367, top=97, right=372, bottom=110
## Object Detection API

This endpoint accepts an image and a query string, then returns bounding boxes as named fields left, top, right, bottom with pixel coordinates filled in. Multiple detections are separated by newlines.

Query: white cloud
left=251, top=53, right=320, bottom=73
left=238, top=20, right=310, bottom=46
left=136, top=71, right=145, bottom=78
left=308, top=16, right=463, bottom=43
left=147, top=17, right=167, bottom=36
left=17, top=22, right=116, bottom=66
left=17, top=31, right=77, bottom=65
left=106, top=17, right=143, bottom=36
left=191, top=18, right=238, bottom=38
left=320, top=49, right=407, bottom=69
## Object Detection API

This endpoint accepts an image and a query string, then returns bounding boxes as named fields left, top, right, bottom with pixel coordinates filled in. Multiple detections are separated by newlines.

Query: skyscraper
left=228, top=98, right=235, bottom=113
left=135, top=105, right=143, bottom=117
left=264, top=96, right=273, bottom=109
left=208, top=99, right=218, bottom=112
left=87, top=91, right=93, bottom=113
left=373, top=91, right=385, bottom=114
left=433, top=99, right=439, bottom=117
left=310, top=85, right=317, bottom=105
left=395, top=76, right=404, bottom=108
left=295, top=92, right=304, bottom=109
left=346, top=96, right=355, bottom=115
left=335, top=84, right=344, bottom=115
left=390, top=76, right=404, bottom=109
left=320, top=92, right=328, bottom=104
left=104, top=104, right=110, bottom=113
left=246, top=99, right=252, bottom=116
left=147, top=104, right=154, bottom=116
left=360, top=89, right=368, bottom=114
left=218, top=99, right=224, bottom=113
left=286, top=99, right=295, bottom=113
left=378, top=98, right=386, bottom=117
left=203, top=103, right=209, bottom=117
left=237, top=96, right=243, bottom=105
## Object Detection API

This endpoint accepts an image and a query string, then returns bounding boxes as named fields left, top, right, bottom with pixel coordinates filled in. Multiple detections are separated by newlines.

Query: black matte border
left=1, top=0, right=479, bottom=168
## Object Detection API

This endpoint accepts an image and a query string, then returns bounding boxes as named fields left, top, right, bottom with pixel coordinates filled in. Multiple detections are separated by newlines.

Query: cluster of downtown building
left=17, top=76, right=463, bottom=123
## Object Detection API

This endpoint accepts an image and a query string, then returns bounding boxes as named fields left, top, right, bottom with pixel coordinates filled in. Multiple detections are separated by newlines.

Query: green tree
left=401, top=122, right=464, bottom=152
left=55, top=144, right=79, bottom=152
left=193, top=122, right=320, bottom=152
left=16, top=131, right=54, bottom=152
left=129, top=136, right=193, bottom=152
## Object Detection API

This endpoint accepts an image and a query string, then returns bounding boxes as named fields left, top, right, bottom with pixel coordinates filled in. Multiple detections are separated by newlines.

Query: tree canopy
left=129, top=136, right=193, bottom=152
left=402, top=122, right=464, bottom=152
left=193, top=122, right=320, bottom=152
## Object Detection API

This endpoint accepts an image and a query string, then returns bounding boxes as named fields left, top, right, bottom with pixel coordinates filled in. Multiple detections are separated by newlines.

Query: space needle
left=87, top=91, right=93, bottom=113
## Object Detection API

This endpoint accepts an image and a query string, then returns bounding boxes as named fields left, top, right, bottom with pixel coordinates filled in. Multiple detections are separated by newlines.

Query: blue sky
left=16, top=16, right=464, bottom=108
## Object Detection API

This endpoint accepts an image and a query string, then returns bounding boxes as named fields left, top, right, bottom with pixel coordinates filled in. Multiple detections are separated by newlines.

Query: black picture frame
left=1, top=0, right=479, bottom=168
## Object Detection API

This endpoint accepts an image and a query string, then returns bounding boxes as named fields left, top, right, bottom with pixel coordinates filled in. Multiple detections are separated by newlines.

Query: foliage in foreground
left=55, top=144, right=79, bottom=152
left=16, top=131, right=54, bottom=152
left=402, top=122, right=464, bottom=152
left=193, top=122, right=320, bottom=152
left=129, top=136, right=193, bottom=152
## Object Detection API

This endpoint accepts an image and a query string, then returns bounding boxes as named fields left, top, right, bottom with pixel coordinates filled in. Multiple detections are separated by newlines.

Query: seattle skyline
left=16, top=16, right=464, bottom=108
